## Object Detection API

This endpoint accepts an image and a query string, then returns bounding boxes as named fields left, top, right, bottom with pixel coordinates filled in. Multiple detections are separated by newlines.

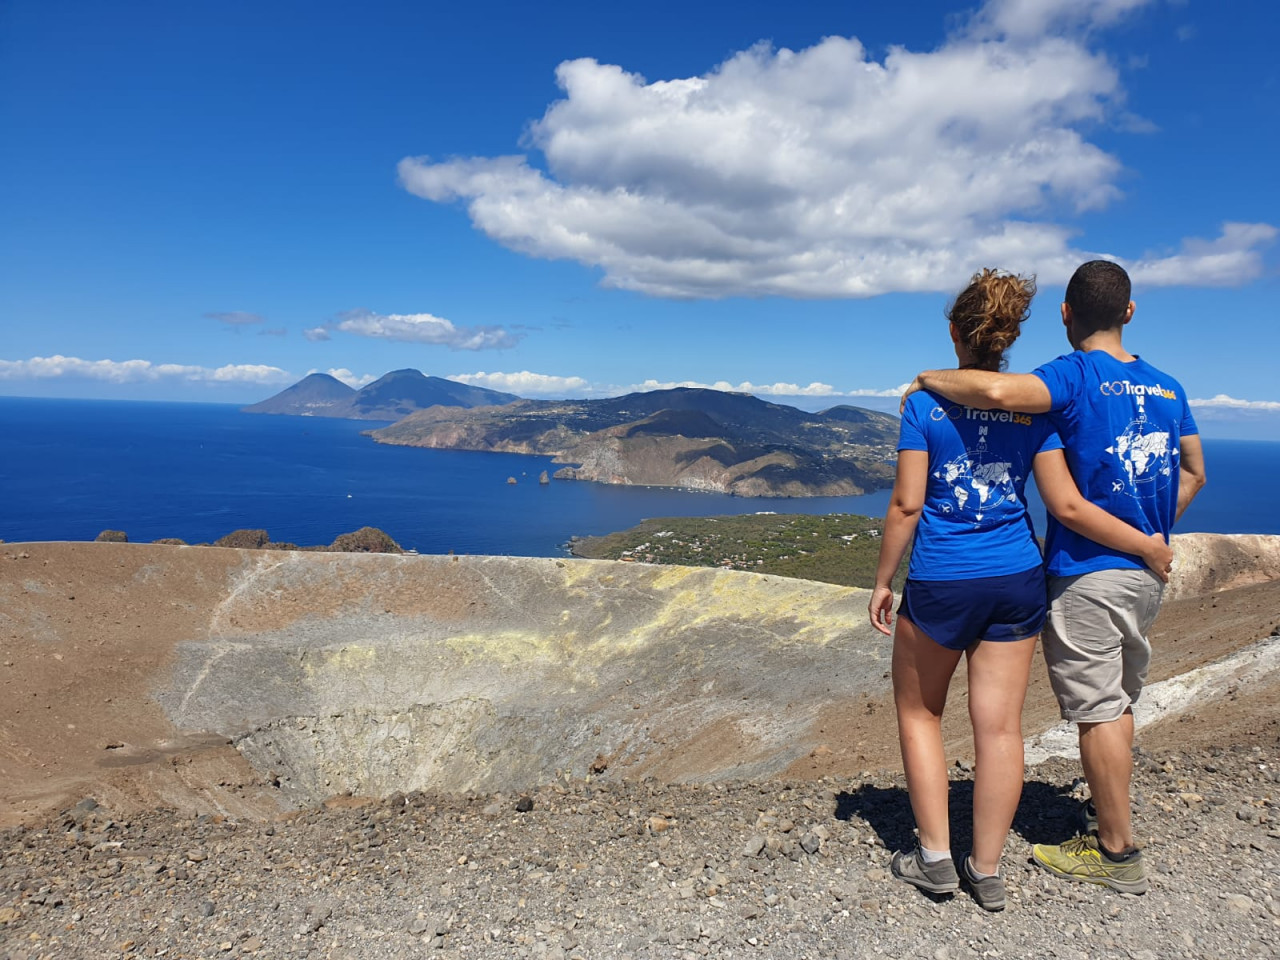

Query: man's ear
left=1060, top=302, right=1071, bottom=328
left=1123, top=301, right=1135, bottom=325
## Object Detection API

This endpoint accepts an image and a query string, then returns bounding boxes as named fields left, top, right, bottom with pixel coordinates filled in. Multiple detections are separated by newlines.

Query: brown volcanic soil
left=783, top=575, right=1280, bottom=781
left=0, top=545, right=277, bottom=830
left=1, top=540, right=1277, bottom=829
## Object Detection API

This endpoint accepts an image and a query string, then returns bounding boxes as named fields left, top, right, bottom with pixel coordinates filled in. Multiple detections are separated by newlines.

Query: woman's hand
left=869, top=585, right=895, bottom=636
left=1140, top=533, right=1174, bottom=583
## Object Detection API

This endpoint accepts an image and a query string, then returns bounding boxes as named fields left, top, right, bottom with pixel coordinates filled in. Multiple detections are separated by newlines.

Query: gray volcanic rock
left=1167, top=533, right=1280, bottom=599
left=152, top=553, right=891, bottom=805
left=4, top=746, right=1279, bottom=959
left=4, top=747, right=1279, bottom=959
left=554, top=431, right=880, bottom=496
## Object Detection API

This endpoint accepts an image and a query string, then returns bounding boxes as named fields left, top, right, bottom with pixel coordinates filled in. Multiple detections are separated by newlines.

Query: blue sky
left=2, top=0, right=1277, bottom=438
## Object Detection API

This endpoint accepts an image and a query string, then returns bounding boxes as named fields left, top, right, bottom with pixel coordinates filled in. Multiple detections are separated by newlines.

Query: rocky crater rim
left=159, top=553, right=886, bottom=807
left=1, top=534, right=1278, bottom=824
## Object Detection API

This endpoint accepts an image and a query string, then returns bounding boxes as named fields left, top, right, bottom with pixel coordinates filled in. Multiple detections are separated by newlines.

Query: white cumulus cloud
left=626, top=379, right=909, bottom=399
left=1128, top=223, right=1279, bottom=286
left=321, top=368, right=378, bottom=389
left=332, top=310, right=521, bottom=350
left=845, top=384, right=914, bottom=398
left=400, top=2, right=1273, bottom=299
left=0, top=355, right=293, bottom=385
left=630, top=378, right=845, bottom=397
left=971, top=0, right=1155, bottom=39
left=385, top=369, right=914, bottom=404
left=449, top=370, right=591, bottom=394
left=1190, top=394, right=1280, bottom=412
left=205, top=364, right=291, bottom=383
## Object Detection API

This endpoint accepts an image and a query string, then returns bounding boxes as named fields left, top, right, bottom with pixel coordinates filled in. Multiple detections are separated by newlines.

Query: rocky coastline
left=367, top=388, right=899, bottom=498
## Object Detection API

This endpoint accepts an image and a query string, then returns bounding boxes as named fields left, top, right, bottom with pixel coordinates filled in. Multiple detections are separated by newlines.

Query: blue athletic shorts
left=898, top=566, right=1047, bottom=651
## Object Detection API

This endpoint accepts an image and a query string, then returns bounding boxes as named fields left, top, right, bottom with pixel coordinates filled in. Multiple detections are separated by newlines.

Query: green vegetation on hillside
left=569, top=513, right=909, bottom=590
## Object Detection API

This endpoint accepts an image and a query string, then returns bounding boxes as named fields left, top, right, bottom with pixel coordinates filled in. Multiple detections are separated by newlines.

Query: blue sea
left=1, top=397, right=1275, bottom=554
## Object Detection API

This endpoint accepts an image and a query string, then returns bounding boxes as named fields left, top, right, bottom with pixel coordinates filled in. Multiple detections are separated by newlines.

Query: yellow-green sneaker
left=1032, top=834, right=1148, bottom=894
left=1077, top=799, right=1098, bottom=836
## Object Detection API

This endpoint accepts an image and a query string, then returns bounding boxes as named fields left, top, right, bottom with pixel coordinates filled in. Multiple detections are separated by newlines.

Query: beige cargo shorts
left=1043, top=568, right=1165, bottom=723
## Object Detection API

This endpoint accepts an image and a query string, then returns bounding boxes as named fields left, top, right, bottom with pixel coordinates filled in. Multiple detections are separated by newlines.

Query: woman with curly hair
left=868, top=269, right=1170, bottom=911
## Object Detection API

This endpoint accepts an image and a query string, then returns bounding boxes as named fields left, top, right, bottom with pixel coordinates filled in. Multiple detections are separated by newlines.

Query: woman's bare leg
left=893, top=616, right=965, bottom=854
left=965, top=635, right=1038, bottom=874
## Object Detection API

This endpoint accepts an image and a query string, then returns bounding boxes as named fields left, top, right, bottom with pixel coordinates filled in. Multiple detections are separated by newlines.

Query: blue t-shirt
left=899, top=390, right=1062, bottom=581
left=1033, top=351, right=1199, bottom=577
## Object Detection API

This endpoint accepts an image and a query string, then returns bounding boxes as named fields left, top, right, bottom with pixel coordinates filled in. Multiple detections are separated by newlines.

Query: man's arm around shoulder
left=902, top=369, right=1052, bottom=414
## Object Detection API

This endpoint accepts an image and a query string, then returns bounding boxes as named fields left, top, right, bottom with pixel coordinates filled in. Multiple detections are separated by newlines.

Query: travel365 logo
left=930, top=406, right=1033, bottom=426
left=1098, top=380, right=1178, bottom=400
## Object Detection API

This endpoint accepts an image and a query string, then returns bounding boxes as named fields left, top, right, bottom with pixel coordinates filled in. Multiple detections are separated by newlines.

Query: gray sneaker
left=891, top=845, right=959, bottom=894
left=961, top=856, right=1007, bottom=911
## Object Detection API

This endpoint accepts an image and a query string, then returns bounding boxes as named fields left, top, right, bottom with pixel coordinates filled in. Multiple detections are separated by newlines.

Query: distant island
left=242, top=368, right=518, bottom=420
left=368, top=387, right=899, bottom=497
left=242, top=374, right=901, bottom=497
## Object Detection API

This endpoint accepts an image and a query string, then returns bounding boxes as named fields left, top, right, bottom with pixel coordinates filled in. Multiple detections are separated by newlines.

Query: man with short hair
left=904, top=260, right=1206, bottom=893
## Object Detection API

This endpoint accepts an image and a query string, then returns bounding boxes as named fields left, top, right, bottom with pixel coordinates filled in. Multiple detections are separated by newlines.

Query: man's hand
left=900, top=376, right=925, bottom=413
left=1139, top=533, right=1173, bottom=583
left=868, top=585, right=895, bottom=636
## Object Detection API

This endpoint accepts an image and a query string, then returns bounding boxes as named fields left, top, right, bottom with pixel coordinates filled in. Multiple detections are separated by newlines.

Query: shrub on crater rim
left=214, top=528, right=271, bottom=549
left=329, top=526, right=402, bottom=554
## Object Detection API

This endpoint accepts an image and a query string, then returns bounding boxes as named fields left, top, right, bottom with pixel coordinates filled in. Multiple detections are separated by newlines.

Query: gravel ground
left=2, top=746, right=1278, bottom=960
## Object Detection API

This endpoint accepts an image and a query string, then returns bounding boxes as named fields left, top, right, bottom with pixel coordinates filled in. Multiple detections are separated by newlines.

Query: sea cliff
left=369, top=387, right=899, bottom=497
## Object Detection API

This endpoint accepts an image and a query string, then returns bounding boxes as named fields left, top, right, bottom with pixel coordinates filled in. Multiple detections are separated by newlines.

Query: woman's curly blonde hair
left=947, top=269, right=1036, bottom=371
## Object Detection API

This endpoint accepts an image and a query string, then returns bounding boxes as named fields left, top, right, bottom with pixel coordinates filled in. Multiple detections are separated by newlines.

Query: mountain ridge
left=369, top=386, right=900, bottom=497
left=243, top=368, right=518, bottom=419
